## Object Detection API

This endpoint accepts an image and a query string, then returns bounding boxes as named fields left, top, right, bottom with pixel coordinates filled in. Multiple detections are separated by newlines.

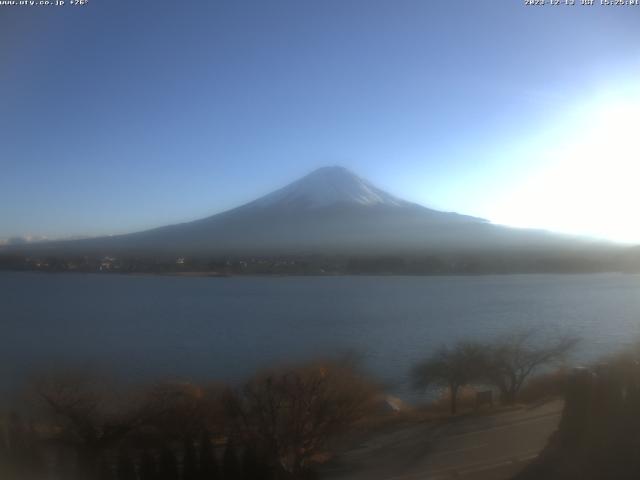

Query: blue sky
left=1, top=1, right=639, bottom=243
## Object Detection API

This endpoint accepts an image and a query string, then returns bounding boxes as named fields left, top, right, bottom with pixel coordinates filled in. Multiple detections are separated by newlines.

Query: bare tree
left=483, top=328, right=578, bottom=404
left=226, top=361, right=376, bottom=477
left=141, top=380, right=226, bottom=441
left=34, top=371, right=183, bottom=477
left=0, top=411, right=45, bottom=480
left=412, top=342, right=485, bottom=415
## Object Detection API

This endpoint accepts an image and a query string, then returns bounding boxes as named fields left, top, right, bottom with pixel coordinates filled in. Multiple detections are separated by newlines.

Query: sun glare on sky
left=490, top=91, right=640, bottom=244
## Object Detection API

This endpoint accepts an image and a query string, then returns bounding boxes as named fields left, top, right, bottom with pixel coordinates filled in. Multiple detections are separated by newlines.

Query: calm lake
left=2, top=272, right=640, bottom=400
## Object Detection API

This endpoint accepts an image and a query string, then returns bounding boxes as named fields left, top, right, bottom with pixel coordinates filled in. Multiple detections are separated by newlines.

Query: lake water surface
left=2, top=272, right=640, bottom=399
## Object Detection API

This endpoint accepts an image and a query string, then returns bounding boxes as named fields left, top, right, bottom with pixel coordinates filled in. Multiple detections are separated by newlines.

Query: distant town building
left=100, top=256, right=116, bottom=271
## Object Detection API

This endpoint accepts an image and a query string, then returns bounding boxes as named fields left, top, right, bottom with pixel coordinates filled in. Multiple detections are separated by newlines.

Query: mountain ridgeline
left=2, top=167, right=636, bottom=274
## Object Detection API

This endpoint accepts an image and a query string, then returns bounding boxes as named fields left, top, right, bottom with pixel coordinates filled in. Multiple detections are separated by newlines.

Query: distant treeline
left=1, top=248, right=639, bottom=275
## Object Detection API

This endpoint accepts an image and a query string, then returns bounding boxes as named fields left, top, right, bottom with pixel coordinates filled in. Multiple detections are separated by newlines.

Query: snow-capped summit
left=247, top=166, right=410, bottom=210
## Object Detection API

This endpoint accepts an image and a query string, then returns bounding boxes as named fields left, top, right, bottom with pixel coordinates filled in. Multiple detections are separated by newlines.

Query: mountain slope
left=2, top=166, right=609, bottom=257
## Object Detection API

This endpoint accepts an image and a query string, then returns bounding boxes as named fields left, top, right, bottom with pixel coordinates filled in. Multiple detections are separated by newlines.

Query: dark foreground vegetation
left=0, top=361, right=377, bottom=480
left=0, top=327, right=577, bottom=480
left=7, top=330, right=640, bottom=480
left=516, top=344, right=640, bottom=480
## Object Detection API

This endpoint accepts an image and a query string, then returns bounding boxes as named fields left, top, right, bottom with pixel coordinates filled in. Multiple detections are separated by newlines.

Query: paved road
left=321, top=400, right=562, bottom=480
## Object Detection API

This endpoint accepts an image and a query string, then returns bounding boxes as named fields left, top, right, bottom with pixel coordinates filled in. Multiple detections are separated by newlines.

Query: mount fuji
left=5, top=166, right=604, bottom=257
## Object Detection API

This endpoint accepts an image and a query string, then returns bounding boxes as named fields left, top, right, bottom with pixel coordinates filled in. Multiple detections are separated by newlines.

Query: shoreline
left=0, top=269, right=637, bottom=278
